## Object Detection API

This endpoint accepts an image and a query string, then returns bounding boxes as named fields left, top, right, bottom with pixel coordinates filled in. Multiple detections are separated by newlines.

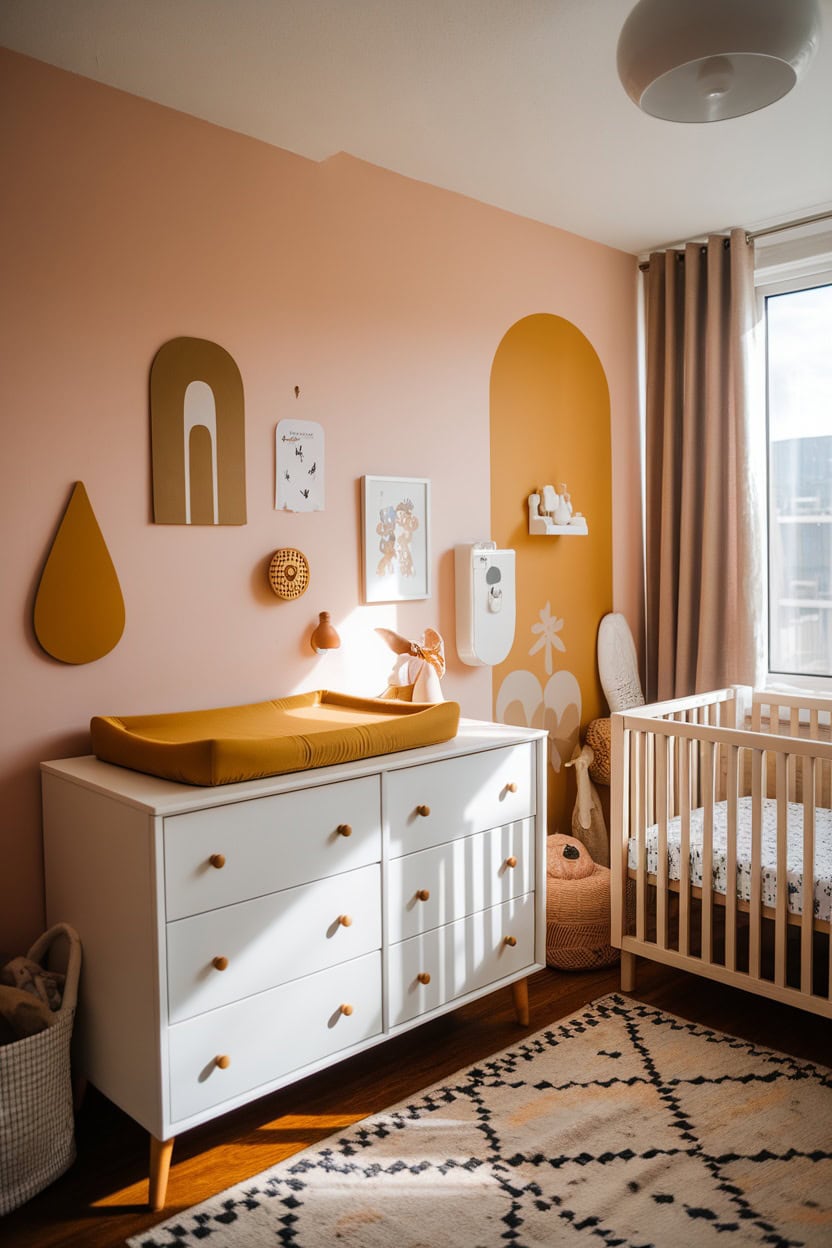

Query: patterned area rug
left=128, top=994, right=832, bottom=1248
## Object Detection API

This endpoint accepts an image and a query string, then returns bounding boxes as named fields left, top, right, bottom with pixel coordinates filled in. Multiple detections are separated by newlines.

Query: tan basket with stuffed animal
left=0, top=923, right=82, bottom=1215
left=546, top=834, right=619, bottom=970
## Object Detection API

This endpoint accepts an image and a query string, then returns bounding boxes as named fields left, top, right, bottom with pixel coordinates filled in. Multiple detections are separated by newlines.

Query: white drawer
left=386, top=893, right=535, bottom=1027
left=164, top=775, right=380, bottom=920
left=386, top=819, right=534, bottom=944
left=167, top=863, right=381, bottom=1023
left=386, top=744, right=534, bottom=856
left=169, top=951, right=382, bottom=1122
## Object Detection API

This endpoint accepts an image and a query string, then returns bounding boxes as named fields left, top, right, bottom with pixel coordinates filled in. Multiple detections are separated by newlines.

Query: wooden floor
left=6, top=959, right=832, bottom=1248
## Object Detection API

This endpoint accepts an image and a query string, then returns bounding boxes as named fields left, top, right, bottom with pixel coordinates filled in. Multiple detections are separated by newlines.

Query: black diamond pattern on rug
left=129, top=995, right=832, bottom=1248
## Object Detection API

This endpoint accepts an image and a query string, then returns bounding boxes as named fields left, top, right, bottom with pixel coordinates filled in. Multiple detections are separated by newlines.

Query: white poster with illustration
left=275, top=420, right=325, bottom=511
left=361, top=475, right=430, bottom=602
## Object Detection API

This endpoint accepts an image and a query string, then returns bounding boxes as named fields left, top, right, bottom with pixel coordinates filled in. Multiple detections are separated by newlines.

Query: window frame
left=756, top=261, right=832, bottom=695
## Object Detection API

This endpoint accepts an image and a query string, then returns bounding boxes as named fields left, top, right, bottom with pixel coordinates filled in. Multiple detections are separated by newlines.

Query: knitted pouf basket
left=546, top=834, right=618, bottom=971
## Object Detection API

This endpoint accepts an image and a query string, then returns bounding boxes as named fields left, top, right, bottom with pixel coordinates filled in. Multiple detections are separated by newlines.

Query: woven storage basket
left=546, top=839, right=618, bottom=971
left=0, top=923, right=81, bottom=1215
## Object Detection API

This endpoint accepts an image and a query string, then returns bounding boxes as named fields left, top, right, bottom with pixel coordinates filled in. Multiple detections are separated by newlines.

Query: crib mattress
left=628, top=796, right=832, bottom=923
left=90, top=690, right=460, bottom=786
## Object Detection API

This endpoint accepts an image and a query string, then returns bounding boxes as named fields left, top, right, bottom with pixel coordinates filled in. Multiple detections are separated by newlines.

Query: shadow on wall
left=490, top=313, right=613, bottom=835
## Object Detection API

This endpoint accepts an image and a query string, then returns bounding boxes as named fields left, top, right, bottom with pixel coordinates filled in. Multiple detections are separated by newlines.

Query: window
left=765, top=279, right=832, bottom=681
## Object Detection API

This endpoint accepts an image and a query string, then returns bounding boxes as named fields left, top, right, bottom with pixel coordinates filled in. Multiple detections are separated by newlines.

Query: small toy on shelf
left=376, top=627, right=445, bottom=702
left=528, top=485, right=588, bottom=535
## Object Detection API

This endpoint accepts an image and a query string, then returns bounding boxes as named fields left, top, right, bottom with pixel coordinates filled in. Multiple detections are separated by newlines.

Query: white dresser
left=41, top=719, right=547, bottom=1209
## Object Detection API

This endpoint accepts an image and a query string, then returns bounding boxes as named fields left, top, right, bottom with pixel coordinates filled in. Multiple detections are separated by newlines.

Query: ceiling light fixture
left=617, top=0, right=821, bottom=123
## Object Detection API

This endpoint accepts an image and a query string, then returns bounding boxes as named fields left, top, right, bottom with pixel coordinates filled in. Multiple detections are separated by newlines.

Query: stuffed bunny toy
left=376, top=627, right=445, bottom=703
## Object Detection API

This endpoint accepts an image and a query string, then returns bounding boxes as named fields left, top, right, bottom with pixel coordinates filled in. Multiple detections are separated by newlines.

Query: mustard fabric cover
left=90, top=690, right=460, bottom=786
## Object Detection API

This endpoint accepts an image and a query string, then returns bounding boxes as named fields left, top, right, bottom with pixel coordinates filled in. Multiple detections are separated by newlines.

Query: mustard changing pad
left=90, top=690, right=461, bottom=786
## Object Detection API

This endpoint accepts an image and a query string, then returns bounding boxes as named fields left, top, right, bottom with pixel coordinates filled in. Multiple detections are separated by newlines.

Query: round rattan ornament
left=268, top=548, right=310, bottom=600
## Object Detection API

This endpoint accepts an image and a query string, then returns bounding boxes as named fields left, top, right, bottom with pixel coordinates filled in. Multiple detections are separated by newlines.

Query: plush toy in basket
left=0, top=923, right=82, bottom=1215
left=545, top=834, right=618, bottom=971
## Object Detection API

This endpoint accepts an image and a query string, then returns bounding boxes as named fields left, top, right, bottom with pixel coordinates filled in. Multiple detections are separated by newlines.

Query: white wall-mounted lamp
left=617, top=0, right=821, bottom=123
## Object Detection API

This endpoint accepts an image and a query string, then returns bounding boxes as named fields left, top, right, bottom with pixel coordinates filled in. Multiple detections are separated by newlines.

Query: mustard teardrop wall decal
left=34, top=482, right=126, bottom=664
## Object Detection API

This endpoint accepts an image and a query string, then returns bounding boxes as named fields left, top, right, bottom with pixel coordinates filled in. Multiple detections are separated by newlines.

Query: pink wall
left=0, top=50, right=639, bottom=951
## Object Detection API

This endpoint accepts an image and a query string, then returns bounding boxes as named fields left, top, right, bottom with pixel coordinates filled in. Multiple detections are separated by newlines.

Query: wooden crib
left=610, top=685, right=832, bottom=1019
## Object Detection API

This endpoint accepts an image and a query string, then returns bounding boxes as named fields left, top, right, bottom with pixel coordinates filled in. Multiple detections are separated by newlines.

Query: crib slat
left=789, top=707, right=800, bottom=801
left=687, top=709, right=700, bottom=811
left=656, top=733, right=669, bottom=950
left=774, top=753, right=788, bottom=988
left=636, top=732, right=647, bottom=944
left=725, top=746, right=739, bottom=972
left=611, top=720, right=629, bottom=946
left=701, top=739, right=715, bottom=966
left=679, top=736, right=691, bottom=958
left=801, top=754, right=815, bottom=997
left=751, top=698, right=761, bottom=733
left=749, top=751, right=763, bottom=979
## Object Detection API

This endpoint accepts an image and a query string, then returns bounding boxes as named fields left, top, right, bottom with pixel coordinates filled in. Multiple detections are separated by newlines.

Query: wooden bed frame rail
left=611, top=685, right=832, bottom=1020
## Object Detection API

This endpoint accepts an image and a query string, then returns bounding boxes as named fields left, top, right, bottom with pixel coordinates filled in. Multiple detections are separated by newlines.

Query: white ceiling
left=3, top=0, right=832, bottom=255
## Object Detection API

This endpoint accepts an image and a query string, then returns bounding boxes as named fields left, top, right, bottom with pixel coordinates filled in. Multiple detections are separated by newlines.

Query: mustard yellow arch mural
left=490, top=313, right=612, bottom=834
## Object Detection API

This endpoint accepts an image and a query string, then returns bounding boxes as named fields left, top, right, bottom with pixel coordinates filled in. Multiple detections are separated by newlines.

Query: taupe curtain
left=645, top=228, right=763, bottom=701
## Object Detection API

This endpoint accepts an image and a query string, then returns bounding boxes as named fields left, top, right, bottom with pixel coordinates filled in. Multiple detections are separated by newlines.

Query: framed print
left=361, top=476, right=431, bottom=603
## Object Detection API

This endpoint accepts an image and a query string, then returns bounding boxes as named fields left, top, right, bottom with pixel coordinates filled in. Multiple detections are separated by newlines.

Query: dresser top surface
left=42, top=718, right=545, bottom=815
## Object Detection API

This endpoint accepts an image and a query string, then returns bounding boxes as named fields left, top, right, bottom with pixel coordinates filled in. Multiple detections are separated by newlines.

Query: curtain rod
left=747, top=208, right=832, bottom=241
left=638, top=207, right=832, bottom=271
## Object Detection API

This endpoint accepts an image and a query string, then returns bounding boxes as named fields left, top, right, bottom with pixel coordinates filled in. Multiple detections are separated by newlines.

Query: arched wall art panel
left=150, top=337, right=246, bottom=525
left=490, top=314, right=612, bottom=834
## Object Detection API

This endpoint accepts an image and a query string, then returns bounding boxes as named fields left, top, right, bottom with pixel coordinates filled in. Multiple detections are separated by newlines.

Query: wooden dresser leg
left=511, top=977, right=529, bottom=1026
left=149, top=1135, right=175, bottom=1212
left=620, top=951, right=637, bottom=993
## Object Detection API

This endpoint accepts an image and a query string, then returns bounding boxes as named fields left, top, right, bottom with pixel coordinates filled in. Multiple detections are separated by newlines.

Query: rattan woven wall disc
left=268, top=548, right=310, bottom=599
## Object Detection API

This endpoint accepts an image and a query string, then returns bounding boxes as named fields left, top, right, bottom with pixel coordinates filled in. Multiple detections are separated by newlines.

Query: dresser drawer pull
left=215, top=1054, right=231, bottom=1070
left=340, top=1003, right=354, bottom=1016
left=208, top=853, right=226, bottom=870
left=212, top=956, right=229, bottom=972
left=338, top=914, right=353, bottom=927
left=415, top=889, right=431, bottom=902
left=505, top=782, right=518, bottom=794
left=416, top=804, right=431, bottom=817
left=504, top=935, right=517, bottom=947
left=336, top=823, right=353, bottom=837
left=505, top=856, right=518, bottom=869
left=417, top=972, right=431, bottom=985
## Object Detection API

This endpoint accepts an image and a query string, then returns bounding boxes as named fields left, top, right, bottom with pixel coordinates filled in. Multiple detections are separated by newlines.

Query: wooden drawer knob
left=505, top=782, right=518, bottom=793
left=505, top=856, right=518, bottom=869
left=504, top=935, right=517, bottom=947
left=417, top=972, right=431, bottom=985
left=337, top=823, right=352, bottom=837
left=215, top=1054, right=231, bottom=1070
left=415, top=804, right=431, bottom=817
left=209, top=853, right=226, bottom=869
left=212, top=956, right=229, bottom=972
left=415, top=889, right=431, bottom=902
left=338, top=914, right=353, bottom=927
left=340, top=1003, right=354, bottom=1016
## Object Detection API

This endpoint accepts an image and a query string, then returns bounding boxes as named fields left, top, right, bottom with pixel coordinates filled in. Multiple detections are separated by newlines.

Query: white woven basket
left=0, top=923, right=81, bottom=1215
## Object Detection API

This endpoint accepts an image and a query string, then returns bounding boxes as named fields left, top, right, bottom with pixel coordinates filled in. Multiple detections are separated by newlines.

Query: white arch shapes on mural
left=183, top=379, right=219, bottom=525
left=496, top=665, right=582, bottom=776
